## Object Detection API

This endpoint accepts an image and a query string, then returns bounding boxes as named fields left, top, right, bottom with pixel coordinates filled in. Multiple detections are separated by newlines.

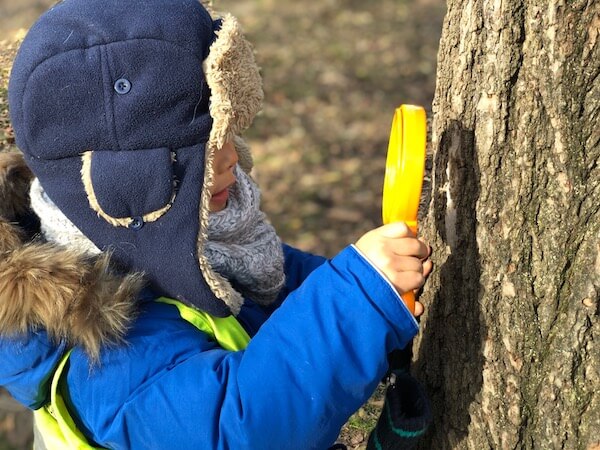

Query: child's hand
left=355, top=222, right=432, bottom=316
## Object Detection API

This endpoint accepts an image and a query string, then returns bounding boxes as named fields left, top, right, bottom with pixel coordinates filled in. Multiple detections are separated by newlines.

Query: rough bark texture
left=413, top=0, right=599, bottom=449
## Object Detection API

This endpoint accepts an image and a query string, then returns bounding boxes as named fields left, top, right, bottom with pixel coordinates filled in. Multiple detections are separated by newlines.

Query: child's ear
left=0, top=152, right=34, bottom=221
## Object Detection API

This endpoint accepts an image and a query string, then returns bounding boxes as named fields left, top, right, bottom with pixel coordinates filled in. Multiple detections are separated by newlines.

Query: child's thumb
left=378, top=221, right=413, bottom=238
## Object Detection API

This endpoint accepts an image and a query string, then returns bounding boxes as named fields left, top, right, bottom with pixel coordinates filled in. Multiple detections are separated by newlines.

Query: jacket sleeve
left=0, top=331, right=65, bottom=409
left=66, top=246, right=418, bottom=450
left=281, top=243, right=327, bottom=295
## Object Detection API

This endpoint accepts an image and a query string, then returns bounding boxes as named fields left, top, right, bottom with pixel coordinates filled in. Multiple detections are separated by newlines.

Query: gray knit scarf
left=29, top=166, right=285, bottom=306
left=205, top=165, right=285, bottom=305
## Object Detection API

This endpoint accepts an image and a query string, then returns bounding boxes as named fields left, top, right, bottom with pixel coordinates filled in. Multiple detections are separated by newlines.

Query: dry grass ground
left=0, top=0, right=445, bottom=448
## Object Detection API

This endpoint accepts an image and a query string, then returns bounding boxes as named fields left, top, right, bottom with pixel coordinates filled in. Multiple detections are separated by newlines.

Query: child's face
left=209, top=141, right=238, bottom=212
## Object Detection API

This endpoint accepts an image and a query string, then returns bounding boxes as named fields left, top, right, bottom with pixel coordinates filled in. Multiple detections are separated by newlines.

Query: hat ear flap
left=81, top=148, right=176, bottom=227
left=204, top=13, right=263, bottom=152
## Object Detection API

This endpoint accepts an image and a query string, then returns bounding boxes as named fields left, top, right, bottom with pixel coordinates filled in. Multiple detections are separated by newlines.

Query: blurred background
left=0, top=0, right=445, bottom=448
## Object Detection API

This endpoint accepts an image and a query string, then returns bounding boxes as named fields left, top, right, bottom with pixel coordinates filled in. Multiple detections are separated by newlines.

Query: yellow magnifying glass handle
left=382, top=105, right=427, bottom=315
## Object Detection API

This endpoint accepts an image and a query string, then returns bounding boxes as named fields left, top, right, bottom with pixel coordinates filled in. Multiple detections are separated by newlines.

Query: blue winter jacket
left=0, top=244, right=418, bottom=449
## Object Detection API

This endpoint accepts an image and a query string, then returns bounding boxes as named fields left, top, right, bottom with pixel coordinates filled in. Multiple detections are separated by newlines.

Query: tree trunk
left=413, top=0, right=599, bottom=449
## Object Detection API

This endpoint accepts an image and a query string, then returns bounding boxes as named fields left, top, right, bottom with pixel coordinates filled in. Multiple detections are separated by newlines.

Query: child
left=0, top=0, right=432, bottom=448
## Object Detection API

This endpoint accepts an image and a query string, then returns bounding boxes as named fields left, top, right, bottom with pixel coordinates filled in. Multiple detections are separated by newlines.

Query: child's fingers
left=388, top=270, right=425, bottom=294
left=423, top=259, right=433, bottom=277
left=414, top=301, right=424, bottom=317
left=389, top=255, right=423, bottom=273
left=418, top=239, right=432, bottom=259
left=388, top=237, right=430, bottom=259
left=378, top=222, right=415, bottom=239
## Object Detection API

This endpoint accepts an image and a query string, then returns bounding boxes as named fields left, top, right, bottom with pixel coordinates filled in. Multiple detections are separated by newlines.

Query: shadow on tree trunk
left=414, top=121, right=485, bottom=448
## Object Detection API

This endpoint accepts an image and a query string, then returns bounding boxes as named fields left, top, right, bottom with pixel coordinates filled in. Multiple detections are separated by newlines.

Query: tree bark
left=413, top=0, right=599, bottom=449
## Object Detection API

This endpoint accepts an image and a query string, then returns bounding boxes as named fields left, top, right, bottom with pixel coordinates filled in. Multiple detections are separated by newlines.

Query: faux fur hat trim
left=233, top=134, right=254, bottom=174
left=196, top=14, right=263, bottom=314
left=204, top=14, right=263, bottom=151
left=0, top=152, right=144, bottom=361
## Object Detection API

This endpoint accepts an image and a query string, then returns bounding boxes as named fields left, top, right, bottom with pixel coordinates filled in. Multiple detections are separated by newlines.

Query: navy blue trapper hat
left=8, top=0, right=264, bottom=317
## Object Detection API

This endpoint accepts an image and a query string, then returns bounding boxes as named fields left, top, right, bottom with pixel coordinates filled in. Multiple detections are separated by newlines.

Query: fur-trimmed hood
left=7, top=0, right=264, bottom=322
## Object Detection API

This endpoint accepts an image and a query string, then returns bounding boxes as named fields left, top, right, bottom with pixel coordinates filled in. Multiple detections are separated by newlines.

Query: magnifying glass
left=382, top=104, right=427, bottom=315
